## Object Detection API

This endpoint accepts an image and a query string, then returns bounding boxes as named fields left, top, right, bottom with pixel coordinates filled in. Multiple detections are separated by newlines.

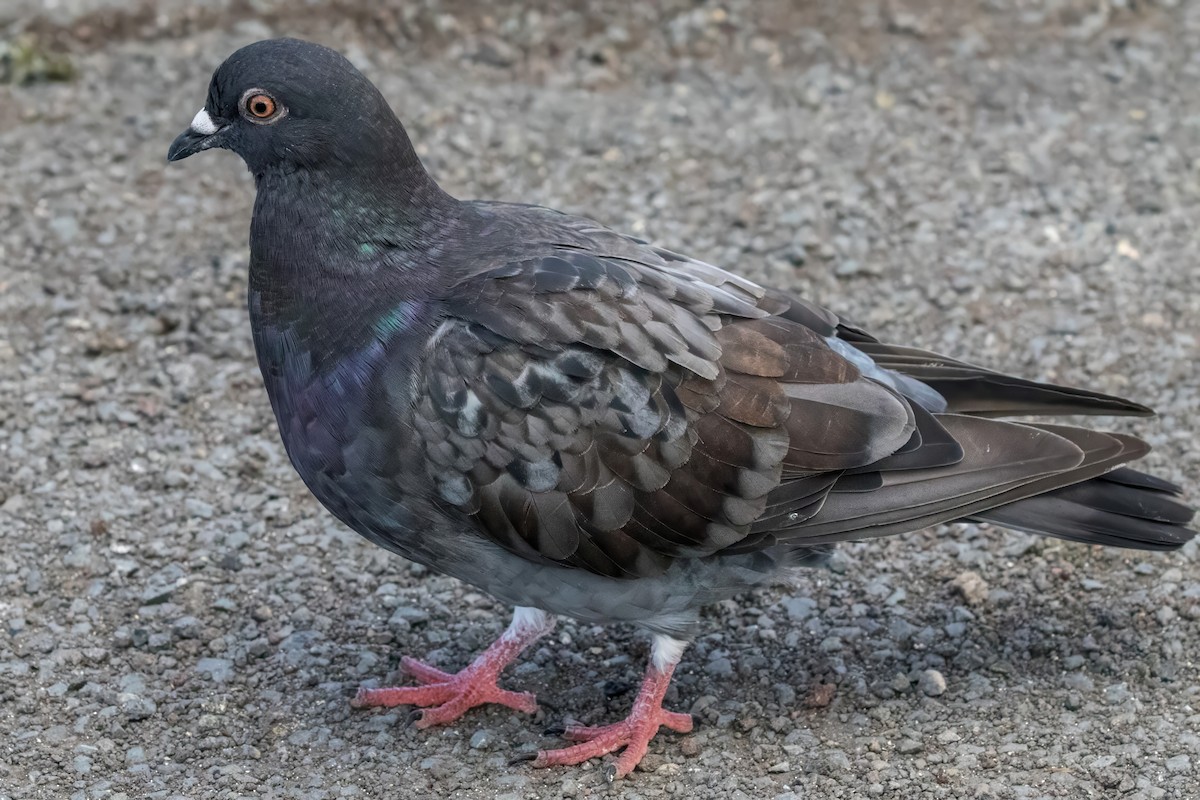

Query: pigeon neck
left=255, top=149, right=453, bottom=238
left=248, top=149, right=459, bottom=281
left=246, top=156, right=456, bottom=359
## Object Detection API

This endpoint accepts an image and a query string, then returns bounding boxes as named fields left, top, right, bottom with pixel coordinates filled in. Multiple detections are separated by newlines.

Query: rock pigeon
left=168, top=38, right=1196, bottom=779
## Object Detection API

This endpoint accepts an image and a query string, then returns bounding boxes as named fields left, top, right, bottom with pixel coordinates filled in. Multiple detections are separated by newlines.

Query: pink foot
left=533, top=706, right=693, bottom=779
left=351, top=607, right=553, bottom=728
left=530, top=651, right=692, bottom=780
left=351, top=654, right=540, bottom=727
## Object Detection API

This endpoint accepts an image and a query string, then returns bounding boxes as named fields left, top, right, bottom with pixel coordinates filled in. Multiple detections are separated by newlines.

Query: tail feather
left=830, top=334, right=1194, bottom=550
left=971, top=468, right=1195, bottom=551
left=772, top=417, right=1196, bottom=551
left=1102, top=465, right=1183, bottom=494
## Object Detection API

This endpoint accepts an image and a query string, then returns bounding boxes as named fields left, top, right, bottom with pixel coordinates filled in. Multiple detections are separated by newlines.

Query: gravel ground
left=2, top=1, right=1199, bottom=798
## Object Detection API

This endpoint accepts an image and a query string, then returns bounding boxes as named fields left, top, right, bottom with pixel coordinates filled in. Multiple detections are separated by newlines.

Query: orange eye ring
left=243, top=92, right=278, bottom=120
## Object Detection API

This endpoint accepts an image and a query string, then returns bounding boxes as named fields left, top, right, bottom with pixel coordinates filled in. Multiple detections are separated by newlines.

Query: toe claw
left=508, top=752, right=538, bottom=766
left=543, top=724, right=566, bottom=737
left=603, top=763, right=618, bottom=784
left=404, top=709, right=424, bottom=729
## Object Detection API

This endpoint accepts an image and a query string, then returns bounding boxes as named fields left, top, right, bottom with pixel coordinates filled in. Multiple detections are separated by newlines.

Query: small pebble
left=1165, top=754, right=1191, bottom=773
left=918, top=669, right=947, bottom=697
left=1105, top=683, right=1132, bottom=705
left=951, top=571, right=989, bottom=605
left=196, top=658, right=235, bottom=682
left=805, top=683, right=836, bottom=708
left=705, top=657, right=734, bottom=677
left=184, top=497, right=214, bottom=519
left=119, top=694, right=157, bottom=721
left=823, top=750, right=852, bottom=770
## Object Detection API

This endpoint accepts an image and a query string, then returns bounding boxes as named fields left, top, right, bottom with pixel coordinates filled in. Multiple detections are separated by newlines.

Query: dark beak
left=167, top=114, right=225, bottom=162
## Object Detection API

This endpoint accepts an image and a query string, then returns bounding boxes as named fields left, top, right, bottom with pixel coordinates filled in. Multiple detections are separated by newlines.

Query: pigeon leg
left=351, top=606, right=554, bottom=728
left=532, top=634, right=693, bottom=780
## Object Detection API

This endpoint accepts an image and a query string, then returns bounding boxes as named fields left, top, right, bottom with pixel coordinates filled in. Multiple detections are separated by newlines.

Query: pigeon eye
left=242, top=91, right=279, bottom=121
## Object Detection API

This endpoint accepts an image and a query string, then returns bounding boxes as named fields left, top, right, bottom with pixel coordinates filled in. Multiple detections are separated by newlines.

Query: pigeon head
left=167, top=38, right=415, bottom=177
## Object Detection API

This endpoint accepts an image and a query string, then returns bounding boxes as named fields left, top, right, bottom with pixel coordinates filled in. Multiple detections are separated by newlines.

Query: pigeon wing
left=411, top=249, right=917, bottom=578
left=400, top=214, right=1192, bottom=578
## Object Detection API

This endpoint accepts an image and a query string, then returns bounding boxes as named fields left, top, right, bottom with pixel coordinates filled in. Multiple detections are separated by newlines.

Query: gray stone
left=119, top=694, right=157, bottom=721
left=1105, top=683, right=1132, bottom=705
left=140, top=564, right=186, bottom=605
left=918, top=669, right=947, bottom=697
left=1165, top=754, right=1191, bottom=773
left=705, top=657, right=734, bottom=677
left=195, top=658, right=234, bottom=682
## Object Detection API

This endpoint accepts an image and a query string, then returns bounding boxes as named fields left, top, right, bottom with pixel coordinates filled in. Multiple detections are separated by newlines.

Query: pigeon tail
left=970, top=466, right=1196, bottom=551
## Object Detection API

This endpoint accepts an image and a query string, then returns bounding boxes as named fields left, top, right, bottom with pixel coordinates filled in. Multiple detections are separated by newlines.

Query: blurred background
left=1, top=1, right=1197, bottom=798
